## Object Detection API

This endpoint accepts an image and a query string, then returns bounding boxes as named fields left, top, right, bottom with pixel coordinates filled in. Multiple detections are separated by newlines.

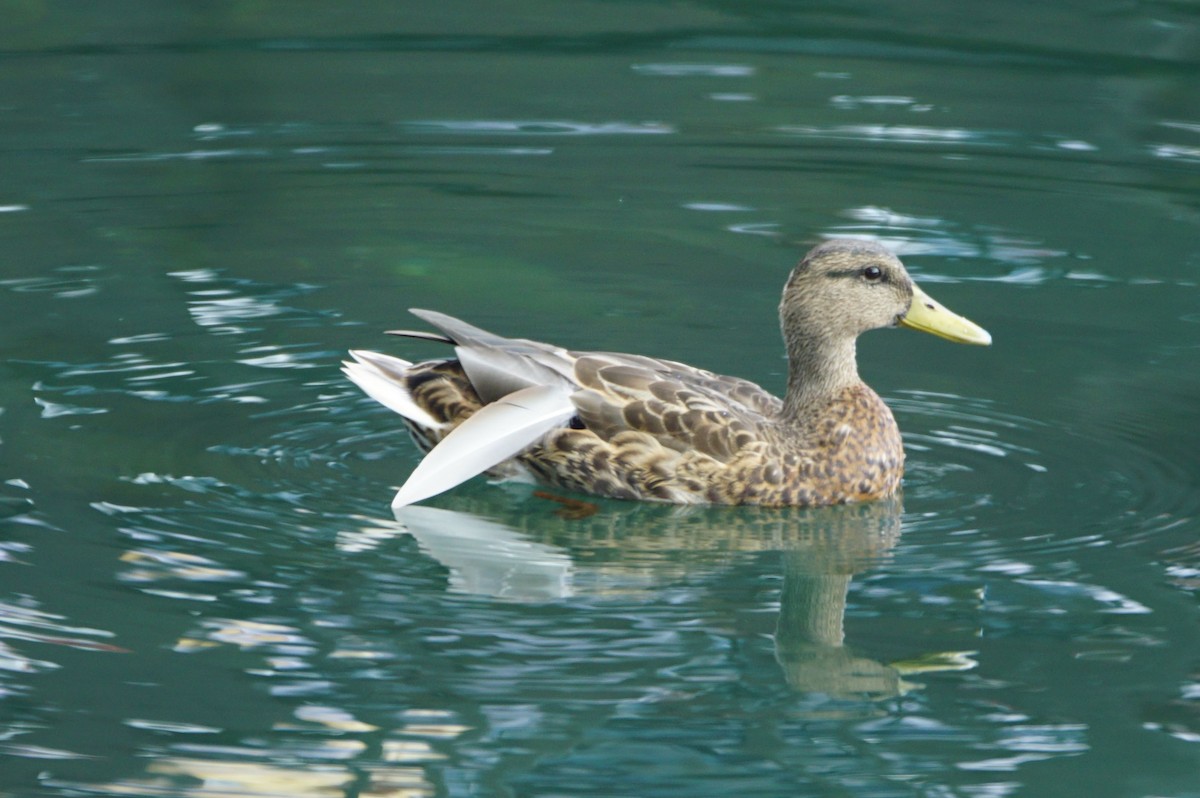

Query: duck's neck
left=780, top=334, right=861, bottom=422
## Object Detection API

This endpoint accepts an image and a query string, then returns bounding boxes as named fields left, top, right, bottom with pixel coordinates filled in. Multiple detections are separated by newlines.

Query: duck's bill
left=899, top=284, right=992, bottom=346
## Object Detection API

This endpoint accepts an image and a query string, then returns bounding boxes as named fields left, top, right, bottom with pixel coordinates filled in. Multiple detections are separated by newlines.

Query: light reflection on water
left=2, top=3, right=1200, bottom=796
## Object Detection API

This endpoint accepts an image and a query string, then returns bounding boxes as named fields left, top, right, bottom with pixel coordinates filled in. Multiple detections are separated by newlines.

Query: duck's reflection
left=343, top=492, right=971, bottom=699
left=390, top=503, right=575, bottom=600
left=771, top=501, right=908, bottom=699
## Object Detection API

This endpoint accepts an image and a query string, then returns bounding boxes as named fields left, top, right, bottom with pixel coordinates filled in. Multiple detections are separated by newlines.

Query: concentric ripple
left=892, top=389, right=1199, bottom=563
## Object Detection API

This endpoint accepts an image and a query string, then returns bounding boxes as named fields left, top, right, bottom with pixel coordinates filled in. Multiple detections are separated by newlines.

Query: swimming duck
left=344, top=239, right=990, bottom=509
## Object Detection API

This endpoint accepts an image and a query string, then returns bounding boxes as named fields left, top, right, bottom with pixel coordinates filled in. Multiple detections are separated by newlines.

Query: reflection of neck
left=781, top=335, right=860, bottom=421
left=777, top=567, right=851, bottom=647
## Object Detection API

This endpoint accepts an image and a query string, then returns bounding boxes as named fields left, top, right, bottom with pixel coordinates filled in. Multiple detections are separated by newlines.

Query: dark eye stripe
left=828, top=266, right=888, bottom=282
left=827, top=268, right=868, bottom=278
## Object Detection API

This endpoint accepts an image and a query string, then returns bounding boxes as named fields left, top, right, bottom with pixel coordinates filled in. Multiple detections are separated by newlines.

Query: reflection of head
left=776, top=639, right=908, bottom=701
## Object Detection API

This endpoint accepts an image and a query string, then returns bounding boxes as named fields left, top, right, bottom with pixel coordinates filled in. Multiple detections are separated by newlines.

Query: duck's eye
left=862, top=265, right=884, bottom=282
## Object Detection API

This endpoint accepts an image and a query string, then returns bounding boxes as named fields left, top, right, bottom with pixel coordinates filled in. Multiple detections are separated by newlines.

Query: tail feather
left=347, top=309, right=586, bottom=507
left=384, top=329, right=454, bottom=344
left=342, top=350, right=444, bottom=430
left=407, top=308, right=512, bottom=348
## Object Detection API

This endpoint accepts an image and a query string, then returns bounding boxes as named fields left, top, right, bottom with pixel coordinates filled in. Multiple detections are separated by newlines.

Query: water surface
left=2, top=2, right=1199, bottom=796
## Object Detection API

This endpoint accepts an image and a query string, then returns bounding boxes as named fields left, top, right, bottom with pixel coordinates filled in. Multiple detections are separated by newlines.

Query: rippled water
left=2, top=2, right=1199, bottom=797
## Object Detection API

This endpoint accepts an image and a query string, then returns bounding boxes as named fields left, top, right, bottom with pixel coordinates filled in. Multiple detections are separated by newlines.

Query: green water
left=2, top=2, right=1199, bottom=796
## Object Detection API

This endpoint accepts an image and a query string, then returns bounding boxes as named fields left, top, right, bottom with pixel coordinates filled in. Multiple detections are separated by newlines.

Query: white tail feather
left=391, top=384, right=577, bottom=509
left=342, top=350, right=443, bottom=430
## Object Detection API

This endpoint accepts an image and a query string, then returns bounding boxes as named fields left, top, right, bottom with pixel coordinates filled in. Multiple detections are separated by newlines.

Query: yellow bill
left=899, top=284, right=992, bottom=345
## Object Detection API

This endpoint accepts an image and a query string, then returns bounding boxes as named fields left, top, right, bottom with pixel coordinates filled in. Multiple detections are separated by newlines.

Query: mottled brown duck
left=343, top=239, right=990, bottom=509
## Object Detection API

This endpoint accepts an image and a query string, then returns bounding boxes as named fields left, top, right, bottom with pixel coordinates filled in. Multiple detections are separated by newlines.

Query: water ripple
left=0, top=265, right=110, bottom=299
left=893, top=389, right=1200, bottom=565
left=0, top=600, right=126, bottom=663
left=632, top=63, right=756, bottom=77
left=777, top=123, right=983, bottom=144
left=405, top=119, right=676, bottom=136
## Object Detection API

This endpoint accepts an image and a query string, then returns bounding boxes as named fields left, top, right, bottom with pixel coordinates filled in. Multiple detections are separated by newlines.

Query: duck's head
left=781, top=239, right=991, bottom=348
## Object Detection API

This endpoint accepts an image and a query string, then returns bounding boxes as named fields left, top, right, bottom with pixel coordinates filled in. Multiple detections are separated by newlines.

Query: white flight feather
left=342, top=351, right=443, bottom=430
left=391, top=383, right=577, bottom=509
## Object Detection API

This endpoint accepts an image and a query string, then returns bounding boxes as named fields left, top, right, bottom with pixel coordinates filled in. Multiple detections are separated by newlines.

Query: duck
left=343, top=239, right=990, bottom=509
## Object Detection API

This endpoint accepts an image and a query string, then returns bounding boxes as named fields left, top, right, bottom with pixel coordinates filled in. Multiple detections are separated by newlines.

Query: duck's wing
left=569, top=353, right=781, bottom=462
left=396, top=310, right=784, bottom=464
left=391, top=383, right=578, bottom=508
left=405, top=309, right=578, bottom=402
left=352, top=310, right=782, bottom=506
